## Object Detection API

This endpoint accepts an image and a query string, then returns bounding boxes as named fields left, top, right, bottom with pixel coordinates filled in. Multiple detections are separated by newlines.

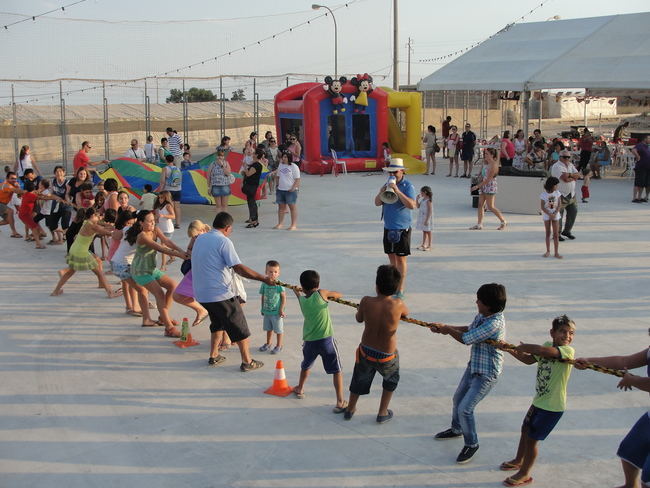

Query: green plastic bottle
left=180, top=318, right=189, bottom=342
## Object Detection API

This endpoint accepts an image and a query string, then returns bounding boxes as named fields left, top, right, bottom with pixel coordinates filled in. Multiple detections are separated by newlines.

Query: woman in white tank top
left=14, top=145, right=42, bottom=178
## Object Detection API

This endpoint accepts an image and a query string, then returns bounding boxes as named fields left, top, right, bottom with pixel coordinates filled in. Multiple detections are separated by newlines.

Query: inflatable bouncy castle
left=274, top=76, right=425, bottom=174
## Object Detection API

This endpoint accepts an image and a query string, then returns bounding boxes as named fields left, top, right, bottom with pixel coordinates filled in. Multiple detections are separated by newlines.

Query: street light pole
left=312, top=4, right=338, bottom=77
left=393, top=0, right=399, bottom=90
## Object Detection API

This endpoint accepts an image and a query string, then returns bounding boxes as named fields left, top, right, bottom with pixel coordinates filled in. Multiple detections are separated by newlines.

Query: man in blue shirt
left=192, top=212, right=275, bottom=371
left=374, top=158, right=416, bottom=299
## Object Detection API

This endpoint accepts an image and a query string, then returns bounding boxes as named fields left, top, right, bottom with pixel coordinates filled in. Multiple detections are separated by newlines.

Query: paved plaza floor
left=0, top=169, right=648, bottom=487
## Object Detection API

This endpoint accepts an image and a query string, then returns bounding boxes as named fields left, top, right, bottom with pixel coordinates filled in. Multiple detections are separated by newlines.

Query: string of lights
left=418, top=0, right=554, bottom=63
left=2, top=0, right=87, bottom=31
left=2, top=1, right=360, bottom=104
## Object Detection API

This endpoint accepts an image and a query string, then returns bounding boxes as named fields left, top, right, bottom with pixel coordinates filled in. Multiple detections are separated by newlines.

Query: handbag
left=180, top=258, right=191, bottom=275
left=434, top=143, right=441, bottom=153
left=230, top=267, right=247, bottom=303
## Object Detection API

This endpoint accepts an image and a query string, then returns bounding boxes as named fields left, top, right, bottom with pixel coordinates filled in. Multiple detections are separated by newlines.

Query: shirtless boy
left=343, top=265, right=408, bottom=423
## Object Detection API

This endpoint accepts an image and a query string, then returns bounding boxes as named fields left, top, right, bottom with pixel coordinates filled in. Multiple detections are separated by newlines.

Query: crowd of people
left=0, top=124, right=648, bottom=488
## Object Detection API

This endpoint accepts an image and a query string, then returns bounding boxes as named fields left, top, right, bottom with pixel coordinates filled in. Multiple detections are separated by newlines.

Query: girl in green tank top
left=125, top=210, right=187, bottom=337
left=51, top=207, right=122, bottom=298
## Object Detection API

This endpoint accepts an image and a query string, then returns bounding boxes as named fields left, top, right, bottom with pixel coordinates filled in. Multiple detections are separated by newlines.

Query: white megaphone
left=380, top=175, right=399, bottom=204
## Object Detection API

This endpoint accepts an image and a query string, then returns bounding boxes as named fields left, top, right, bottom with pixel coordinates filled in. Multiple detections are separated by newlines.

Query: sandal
left=500, top=461, right=521, bottom=471
left=10, top=233, right=22, bottom=238
left=503, top=476, right=533, bottom=486
left=126, top=309, right=143, bottom=317
left=193, top=314, right=208, bottom=326
left=497, top=221, right=508, bottom=230
left=292, top=386, right=305, bottom=399
left=164, top=327, right=181, bottom=338
left=332, top=401, right=348, bottom=414
left=469, top=224, right=483, bottom=230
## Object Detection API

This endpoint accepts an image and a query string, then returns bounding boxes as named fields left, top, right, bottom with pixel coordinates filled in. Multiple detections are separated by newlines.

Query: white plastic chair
left=330, top=149, right=348, bottom=176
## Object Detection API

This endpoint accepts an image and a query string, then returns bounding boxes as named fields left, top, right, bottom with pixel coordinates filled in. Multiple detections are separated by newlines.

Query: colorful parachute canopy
left=98, top=152, right=267, bottom=205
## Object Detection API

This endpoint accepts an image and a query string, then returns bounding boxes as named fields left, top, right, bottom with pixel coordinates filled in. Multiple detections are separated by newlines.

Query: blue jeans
left=450, top=367, right=498, bottom=447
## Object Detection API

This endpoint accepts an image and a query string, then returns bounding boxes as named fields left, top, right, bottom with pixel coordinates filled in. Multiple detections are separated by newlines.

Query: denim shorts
left=211, top=185, right=231, bottom=197
left=111, top=262, right=132, bottom=281
left=262, top=314, right=284, bottom=334
left=349, top=345, right=400, bottom=395
left=276, top=189, right=298, bottom=205
left=170, top=190, right=182, bottom=202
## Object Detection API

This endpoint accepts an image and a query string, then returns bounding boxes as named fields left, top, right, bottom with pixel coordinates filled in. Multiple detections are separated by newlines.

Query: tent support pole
left=522, top=90, right=531, bottom=141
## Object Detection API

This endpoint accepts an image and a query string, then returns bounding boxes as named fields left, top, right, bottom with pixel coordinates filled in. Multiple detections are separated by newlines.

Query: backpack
left=166, top=165, right=181, bottom=188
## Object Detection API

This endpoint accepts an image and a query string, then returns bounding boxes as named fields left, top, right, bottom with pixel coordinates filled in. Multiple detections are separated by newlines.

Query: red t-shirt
left=73, top=150, right=90, bottom=171
left=18, top=191, right=37, bottom=218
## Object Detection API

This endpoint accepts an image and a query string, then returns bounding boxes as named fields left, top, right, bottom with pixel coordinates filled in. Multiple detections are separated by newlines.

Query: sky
left=0, top=0, right=648, bottom=105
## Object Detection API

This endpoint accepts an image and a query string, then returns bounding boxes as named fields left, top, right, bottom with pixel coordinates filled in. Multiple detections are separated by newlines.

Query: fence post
left=463, top=90, right=469, bottom=127
left=59, top=81, right=68, bottom=171
left=103, top=81, right=110, bottom=160
left=11, top=84, right=18, bottom=162
left=219, top=77, right=225, bottom=140
left=182, top=79, right=189, bottom=145
left=144, top=78, right=151, bottom=138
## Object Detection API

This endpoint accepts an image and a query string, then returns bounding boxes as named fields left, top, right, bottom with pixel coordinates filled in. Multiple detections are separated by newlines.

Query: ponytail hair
left=485, top=147, right=498, bottom=160
left=114, top=210, right=134, bottom=230
left=19, top=145, right=29, bottom=161
left=125, top=210, right=149, bottom=245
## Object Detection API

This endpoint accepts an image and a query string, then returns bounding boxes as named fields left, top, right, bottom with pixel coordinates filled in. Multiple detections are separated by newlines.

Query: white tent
left=417, top=12, right=650, bottom=92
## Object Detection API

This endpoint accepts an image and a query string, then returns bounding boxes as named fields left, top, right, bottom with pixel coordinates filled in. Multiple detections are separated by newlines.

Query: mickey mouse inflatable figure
left=323, top=76, right=348, bottom=114
left=350, top=73, right=374, bottom=113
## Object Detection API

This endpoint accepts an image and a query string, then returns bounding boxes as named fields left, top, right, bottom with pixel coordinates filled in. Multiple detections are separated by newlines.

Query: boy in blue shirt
left=499, top=315, right=576, bottom=486
left=258, top=260, right=285, bottom=354
left=432, top=283, right=507, bottom=464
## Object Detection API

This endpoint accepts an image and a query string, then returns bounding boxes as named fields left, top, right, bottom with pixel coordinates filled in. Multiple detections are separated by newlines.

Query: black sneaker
left=558, top=235, right=566, bottom=242
left=561, top=232, right=576, bottom=240
left=240, top=359, right=264, bottom=372
left=456, top=445, right=479, bottom=464
left=208, top=355, right=226, bottom=366
left=434, top=428, right=462, bottom=440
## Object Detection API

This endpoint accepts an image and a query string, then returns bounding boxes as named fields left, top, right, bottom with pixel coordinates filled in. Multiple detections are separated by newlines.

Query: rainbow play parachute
left=97, top=152, right=266, bottom=205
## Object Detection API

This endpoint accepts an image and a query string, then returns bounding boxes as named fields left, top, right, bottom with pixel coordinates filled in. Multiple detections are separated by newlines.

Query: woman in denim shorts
left=206, top=150, right=233, bottom=214
left=273, top=152, right=301, bottom=230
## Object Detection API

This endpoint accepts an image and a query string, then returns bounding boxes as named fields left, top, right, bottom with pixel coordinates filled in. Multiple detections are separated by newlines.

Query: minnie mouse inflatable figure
left=323, top=76, right=348, bottom=114
left=350, top=73, right=374, bottom=113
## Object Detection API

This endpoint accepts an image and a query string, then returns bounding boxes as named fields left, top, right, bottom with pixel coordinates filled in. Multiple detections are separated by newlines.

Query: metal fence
left=0, top=74, right=328, bottom=171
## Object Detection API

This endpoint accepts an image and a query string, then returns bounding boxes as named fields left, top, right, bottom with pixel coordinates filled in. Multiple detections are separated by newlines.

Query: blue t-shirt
left=383, top=177, right=416, bottom=230
left=191, top=229, right=242, bottom=303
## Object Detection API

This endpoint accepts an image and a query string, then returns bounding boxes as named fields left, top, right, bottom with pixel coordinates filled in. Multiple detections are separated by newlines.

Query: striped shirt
left=462, top=312, right=506, bottom=378
left=168, top=133, right=183, bottom=157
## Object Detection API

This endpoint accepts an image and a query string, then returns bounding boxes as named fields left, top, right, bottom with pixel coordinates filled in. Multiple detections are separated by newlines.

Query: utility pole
left=393, top=0, right=399, bottom=90
left=406, top=37, right=413, bottom=85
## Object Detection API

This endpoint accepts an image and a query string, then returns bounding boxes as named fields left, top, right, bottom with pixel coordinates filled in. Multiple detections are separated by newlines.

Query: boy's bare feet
left=542, top=252, right=550, bottom=258
left=106, top=289, right=123, bottom=299
left=554, top=253, right=563, bottom=259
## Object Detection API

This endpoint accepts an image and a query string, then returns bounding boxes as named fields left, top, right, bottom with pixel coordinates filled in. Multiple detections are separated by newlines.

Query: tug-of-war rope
left=277, top=281, right=625, bottom=378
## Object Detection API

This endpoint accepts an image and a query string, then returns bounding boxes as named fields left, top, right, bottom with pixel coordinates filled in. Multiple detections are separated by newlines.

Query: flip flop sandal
left=500, top=462, right=521, bottom=471
left=503, top=477, right=533, bottom=486
left=10, top=234, right=22, bottom=238
left=141, top=322, right=157, bottom=327
left=292, top=387, right=305, bottom=399
left=126, top=310, right=143, bottom=317
left=193, top=314, right=208, bottom=326
left=332, top=401, right=348, bottom=414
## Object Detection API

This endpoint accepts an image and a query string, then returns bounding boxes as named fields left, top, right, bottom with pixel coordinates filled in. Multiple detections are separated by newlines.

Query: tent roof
left=417, top=12, right=650, bottom=92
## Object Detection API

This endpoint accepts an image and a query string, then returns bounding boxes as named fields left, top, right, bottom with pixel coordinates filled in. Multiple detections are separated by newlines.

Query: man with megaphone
left=374, top=158, right=417, bottom=299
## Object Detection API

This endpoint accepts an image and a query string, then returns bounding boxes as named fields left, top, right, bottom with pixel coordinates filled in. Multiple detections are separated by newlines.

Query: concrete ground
left=0, top=165, right=648, bottom=488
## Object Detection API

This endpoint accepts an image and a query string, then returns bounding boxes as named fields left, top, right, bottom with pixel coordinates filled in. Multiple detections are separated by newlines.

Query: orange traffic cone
left=174, top=332, right=200, bottom=348
left=264, top=360, right=293, bottom=397
left=174, top=318, right=200, bottom=348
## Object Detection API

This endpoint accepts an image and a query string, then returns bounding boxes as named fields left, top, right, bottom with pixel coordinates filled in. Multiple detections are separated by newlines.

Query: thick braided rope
left=278, top=281, right=625, bottom=378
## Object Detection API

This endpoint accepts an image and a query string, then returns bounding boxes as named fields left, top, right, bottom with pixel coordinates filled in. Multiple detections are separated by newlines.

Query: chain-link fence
left=0, top=74, right=330, bottom=173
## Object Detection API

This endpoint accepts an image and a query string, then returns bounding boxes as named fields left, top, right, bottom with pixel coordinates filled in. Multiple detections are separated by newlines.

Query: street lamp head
left=312, top=4, right=322, bottom=9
